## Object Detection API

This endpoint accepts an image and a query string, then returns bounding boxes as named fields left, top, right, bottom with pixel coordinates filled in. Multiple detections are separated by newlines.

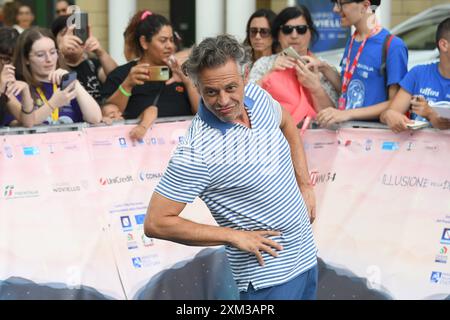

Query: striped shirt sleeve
left=155, top=142, right=211, bottom=203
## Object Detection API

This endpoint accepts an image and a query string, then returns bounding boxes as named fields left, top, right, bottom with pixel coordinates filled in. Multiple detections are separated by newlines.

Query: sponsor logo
left=4, top=146, right=13, bottom=159
left=99, top=175, right=134, bottom=186
left=126, top=233, right=138, bottom=250
left=314, top=141, right=336, bottom=149
left=435, top=255, right=448, bottom=264
left=3, top=185, right=39, bottom=200
left=134, top=214, right=146, bottom=225
left=364, top=139, right=373, bottom=151
left=131, top=254, right=159, bottom=269
left=4, top=185, right=14, bottom=197
left=406, top=142, right=415, bottom=152
left=310, top=171, right=337, bottom=187
left=132, top=257, right=143, bottom=269
left=23, top=146, right=40, bottom=156
left=138, top=172, right=164, bottom=182
left=92, top=139, right=113, bottom=147
left=142, top=234, right=154, bottom=247
left=430, top=271, right=450, bottom=285
left=52, top=183, right=81, bottom=193
left=430, top=271, right=442, bottom=284
left=440, top=246, right=448, bottom=255
left=441, top=228, right=450, bottom=245
left=120, top=216, right=132, bottom=231
left=151, top=138, right=157, bottom=145
left=382, top=142, right=399, bottom=151
left=119, top=137, right=127, bottom=148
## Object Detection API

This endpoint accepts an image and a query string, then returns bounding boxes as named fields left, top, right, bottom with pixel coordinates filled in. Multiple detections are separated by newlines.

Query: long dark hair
left=13, top=27, right=63, bottom=88
left=272, top=6, right=319, bottom=52
left=243, top=9, right=277, bottom=61
left=123, top=10, right=172, bottom=58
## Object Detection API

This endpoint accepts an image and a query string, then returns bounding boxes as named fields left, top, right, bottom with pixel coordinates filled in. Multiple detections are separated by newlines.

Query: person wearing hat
left=314, top=0, right=408, bottom=127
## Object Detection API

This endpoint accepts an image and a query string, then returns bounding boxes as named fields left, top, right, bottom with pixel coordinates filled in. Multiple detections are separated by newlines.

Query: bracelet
left=119, top=85, right=132, bottom=97
left=21, top=105, right=34, bottom=115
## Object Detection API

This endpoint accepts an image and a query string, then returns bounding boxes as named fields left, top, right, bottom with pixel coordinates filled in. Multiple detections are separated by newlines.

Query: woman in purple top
left=6, top=27, right=101, bottom=127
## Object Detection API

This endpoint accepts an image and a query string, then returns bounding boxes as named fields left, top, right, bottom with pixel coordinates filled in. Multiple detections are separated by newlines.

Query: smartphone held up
left=282, top=46, right=307, bottom=65
left=148, top=66, right=170, bottom=82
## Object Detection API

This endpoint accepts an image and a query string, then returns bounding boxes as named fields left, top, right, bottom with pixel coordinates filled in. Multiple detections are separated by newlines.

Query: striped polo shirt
left=155, top=83, right=317, bottom=292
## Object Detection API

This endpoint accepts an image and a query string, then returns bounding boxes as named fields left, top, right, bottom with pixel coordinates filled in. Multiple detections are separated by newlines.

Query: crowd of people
left=0, top=0, right=449, bottom=140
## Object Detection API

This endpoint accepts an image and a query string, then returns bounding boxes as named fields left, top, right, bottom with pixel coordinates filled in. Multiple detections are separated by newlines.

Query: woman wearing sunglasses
left=316, top=0, right=408, bottom=127
left=249, top=6, right=338, bottom=126
left=243, top=9, right=277, bottom=69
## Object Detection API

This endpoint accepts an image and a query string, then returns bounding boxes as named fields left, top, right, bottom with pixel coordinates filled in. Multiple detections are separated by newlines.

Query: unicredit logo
left=99, top=176, right=134, bottom=186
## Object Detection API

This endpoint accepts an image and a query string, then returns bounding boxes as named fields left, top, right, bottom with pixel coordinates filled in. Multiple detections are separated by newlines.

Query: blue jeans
left=240, top=265, right=318, bottom=300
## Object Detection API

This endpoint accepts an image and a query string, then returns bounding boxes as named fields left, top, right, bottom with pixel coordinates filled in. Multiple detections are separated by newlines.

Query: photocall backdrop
left=0, top=120, right=449, bottom=300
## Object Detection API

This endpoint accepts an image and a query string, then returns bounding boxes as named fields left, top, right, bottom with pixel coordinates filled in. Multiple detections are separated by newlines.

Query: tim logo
left=3, top=185, right=14, bottom=197
left=310, top=171, right=337, bottom=187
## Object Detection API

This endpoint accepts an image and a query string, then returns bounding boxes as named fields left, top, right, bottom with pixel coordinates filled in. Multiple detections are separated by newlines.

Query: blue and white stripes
left=155, top=83, right=317, bottom=292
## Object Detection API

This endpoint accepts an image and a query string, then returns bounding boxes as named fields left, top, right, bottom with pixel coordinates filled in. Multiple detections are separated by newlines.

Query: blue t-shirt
left=340, top=28, right=408, bottom=109
left=399, top=62, right=450, bottom=120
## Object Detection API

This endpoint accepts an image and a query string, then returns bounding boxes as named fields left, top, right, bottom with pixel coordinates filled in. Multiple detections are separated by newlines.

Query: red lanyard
left=338, top=28, right=380, bottom=110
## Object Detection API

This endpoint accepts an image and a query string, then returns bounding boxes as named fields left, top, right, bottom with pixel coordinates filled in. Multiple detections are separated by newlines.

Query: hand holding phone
left=61, top=71, right=77, bottom=90
left=283, top=46, right=307, bottom=65
left=74, top=12, right=89, bottom=44
left=148, top=66, right=170, bottom=82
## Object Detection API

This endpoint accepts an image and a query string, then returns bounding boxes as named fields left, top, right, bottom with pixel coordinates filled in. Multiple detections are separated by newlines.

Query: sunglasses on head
left=249, top=27, right=271, bottom=38
left=280, top=25, right=309, bottom=35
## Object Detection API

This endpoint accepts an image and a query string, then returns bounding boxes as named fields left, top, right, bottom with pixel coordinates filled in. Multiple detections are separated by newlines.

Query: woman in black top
left=102, top=10, right=198, bottom=139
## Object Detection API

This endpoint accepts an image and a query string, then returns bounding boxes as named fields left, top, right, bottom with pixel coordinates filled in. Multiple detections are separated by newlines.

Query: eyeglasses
left=333, top=0, right=359, bottom=10
left=249, top=27, right=271, bottom=38
left=0, top=55, right=12, bottom=65
left=280, top=25, right=309, bottom=35
left=29, top=49, right=59, bottom=61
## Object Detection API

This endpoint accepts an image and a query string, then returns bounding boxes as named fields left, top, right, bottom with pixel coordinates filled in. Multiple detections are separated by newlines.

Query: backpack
left=380, top=33, right=395, bottom=86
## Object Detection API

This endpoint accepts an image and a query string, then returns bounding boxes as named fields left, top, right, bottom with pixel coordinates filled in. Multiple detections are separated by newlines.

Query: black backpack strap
left=380, top=34, right=395, bottom=81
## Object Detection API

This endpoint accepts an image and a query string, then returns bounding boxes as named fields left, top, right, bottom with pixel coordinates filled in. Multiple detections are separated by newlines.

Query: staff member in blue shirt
left=144, top=35, right=318, bottom=300
left=315, top=0, right=408, bottom=127
left=381, top=18, right=450, bottom=131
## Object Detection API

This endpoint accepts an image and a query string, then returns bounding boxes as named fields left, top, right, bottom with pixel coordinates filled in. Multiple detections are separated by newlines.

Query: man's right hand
left=123, top=63, right=151, bottom=89
left=229, top=230, right=283, bottom=266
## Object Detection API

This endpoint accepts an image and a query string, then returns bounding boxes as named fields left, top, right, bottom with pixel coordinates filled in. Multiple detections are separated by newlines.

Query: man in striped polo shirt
left=144, top=35, right=318, bottom=300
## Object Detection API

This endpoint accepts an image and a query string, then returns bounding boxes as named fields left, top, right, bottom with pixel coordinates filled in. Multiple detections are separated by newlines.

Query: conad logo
left=99, top=176, right=134, bottom=186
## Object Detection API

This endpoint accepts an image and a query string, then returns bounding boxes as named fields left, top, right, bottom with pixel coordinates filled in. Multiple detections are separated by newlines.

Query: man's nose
left=218, top=91, right=230, bottom=106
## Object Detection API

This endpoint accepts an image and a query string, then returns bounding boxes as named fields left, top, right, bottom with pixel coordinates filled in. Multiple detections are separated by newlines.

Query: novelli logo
left=4, top=185, right=14, bottom=197
left=99, top=175, right=134, bottom=186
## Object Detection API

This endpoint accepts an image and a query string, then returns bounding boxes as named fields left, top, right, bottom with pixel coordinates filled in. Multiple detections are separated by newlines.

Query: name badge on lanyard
left=338, top=28, right=380, bottom=110
left=36, top=83, right=58, bottom=122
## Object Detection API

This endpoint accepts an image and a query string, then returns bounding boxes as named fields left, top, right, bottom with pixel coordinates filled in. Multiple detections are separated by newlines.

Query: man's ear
left=438, top=38, right=449, bottom=53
